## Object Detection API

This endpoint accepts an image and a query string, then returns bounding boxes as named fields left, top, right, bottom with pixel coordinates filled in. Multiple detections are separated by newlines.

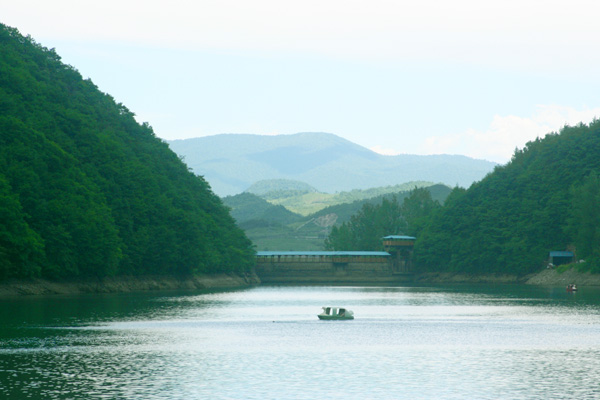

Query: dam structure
left=255, top=236, right=415, bottom=284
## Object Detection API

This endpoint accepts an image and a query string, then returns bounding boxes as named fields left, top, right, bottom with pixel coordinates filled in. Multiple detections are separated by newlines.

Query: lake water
left=1, top=284, right=600, bottom=399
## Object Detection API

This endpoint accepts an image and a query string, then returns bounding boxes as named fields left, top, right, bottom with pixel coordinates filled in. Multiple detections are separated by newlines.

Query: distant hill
left=0, top=24, right=254, bottom=280
left=168, top=133, right=496, bottom=196
left=223, top=192, right=303, bottom=226
left=246, top=179, right=318, bottom=200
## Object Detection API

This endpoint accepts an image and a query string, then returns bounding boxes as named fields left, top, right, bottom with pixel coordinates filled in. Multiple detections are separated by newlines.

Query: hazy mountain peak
left=169, top=132, right=496, bottom=196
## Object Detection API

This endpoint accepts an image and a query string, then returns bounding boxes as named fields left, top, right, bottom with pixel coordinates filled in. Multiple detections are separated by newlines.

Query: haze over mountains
left=168, top=132, right=497, bottom=196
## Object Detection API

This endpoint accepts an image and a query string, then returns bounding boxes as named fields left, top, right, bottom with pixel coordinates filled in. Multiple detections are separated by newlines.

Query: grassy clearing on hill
left=267, top=181, right=436, bottom=215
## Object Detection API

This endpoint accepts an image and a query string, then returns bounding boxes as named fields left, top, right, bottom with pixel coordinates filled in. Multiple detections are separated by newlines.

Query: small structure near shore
left=382, top=235, right=416, bottom=273
left=548, top=251, right=574, bottom=267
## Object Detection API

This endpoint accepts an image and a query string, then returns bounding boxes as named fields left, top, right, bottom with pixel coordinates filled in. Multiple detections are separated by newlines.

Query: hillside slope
left=223, top=193, right=303, bottom=226
left=415, top=121, right=600, bottom=276
left=0, top=24, right=254, bottom=281
left=168, top=133, right=496, bottom=196
left=224, top=184, right=452, bottom=251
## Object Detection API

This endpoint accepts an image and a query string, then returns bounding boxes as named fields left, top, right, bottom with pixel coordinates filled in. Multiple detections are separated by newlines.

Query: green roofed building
left=548, top=251, right=574, bottom=266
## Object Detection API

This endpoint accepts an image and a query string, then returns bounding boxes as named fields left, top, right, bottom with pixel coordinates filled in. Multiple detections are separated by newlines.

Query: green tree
left=566, top=171, right=600, bottom=260
left=401, top=187, right=442, bottom=237
left=0, top=175, right=44, bottom=279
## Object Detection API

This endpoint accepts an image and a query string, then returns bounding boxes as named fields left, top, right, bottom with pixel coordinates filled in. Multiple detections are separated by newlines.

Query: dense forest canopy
left=415, top=120, right=600, bottom=275
left=311, top=183, right=451, bottom=225
left=0, top=24, right=255, bottom=281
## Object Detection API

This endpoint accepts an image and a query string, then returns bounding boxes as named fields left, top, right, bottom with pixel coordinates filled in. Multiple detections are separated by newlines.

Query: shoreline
left=523, top=268, right=600, bottom=286
left=413, top=272, right=528, bottom=284
left=0, top=273, right=261, bottom=297
left=415, top=268, right=600, bottom=286
left=2, top=268, right=599, bottom=297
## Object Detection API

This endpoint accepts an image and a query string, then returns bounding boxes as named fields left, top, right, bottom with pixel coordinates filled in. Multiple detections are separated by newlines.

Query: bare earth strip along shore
left=0, top=274, right=261, bottom=297
left=523, top=268, right=600, bottom=286
left=416, top=269, right=600, bottom=286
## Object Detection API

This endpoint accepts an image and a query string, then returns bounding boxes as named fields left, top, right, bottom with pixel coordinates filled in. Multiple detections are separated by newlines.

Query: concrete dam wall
left=255, top=250, right=413, bottom=284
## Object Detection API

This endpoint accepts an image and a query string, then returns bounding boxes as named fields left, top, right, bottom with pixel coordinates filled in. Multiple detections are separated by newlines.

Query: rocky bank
left=524, top=268, right=600, bottom=286
left=0, top=273, right=260, bottom=297
left=2, top=268, right=599, bottom=297
left=415, top=268, right=600, bottom=286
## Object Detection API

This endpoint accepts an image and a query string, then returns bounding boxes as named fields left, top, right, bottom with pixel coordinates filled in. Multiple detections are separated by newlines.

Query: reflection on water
left=1, top=285, right=600, bottom=399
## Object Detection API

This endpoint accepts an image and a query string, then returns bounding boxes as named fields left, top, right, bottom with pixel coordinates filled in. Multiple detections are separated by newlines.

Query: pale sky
left=3, top=0, right=600, bottom=163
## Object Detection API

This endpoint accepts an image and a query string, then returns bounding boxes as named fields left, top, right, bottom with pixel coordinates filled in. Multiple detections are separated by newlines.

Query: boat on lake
left=318, top=307, right=354, bottom=320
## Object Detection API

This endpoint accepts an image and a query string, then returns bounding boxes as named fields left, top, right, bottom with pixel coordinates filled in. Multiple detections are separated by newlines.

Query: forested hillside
left=311, top=184, right=451, bottom=224
left=223, top=193, right=302, bottom=228
left=225, top=185, right=451, bottom=251
left=0, top=24, right=254, bottom=281
left=415, top=121, right=600, bottom=275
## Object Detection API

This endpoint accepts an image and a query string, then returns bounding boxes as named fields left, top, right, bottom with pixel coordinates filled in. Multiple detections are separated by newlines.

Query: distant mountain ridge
left=168, top=132, right=497, bottom=196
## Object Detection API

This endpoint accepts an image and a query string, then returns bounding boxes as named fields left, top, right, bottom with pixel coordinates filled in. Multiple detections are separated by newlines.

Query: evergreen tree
left=567, top=171, right=600, bottom=261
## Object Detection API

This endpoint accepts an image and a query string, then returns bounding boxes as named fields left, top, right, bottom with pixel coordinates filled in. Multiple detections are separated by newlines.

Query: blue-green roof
left=549, top=251, right=574, bottom=257
left=256, top=251, right=391, bottom=257
left=382, top=235, right=416, bottom=240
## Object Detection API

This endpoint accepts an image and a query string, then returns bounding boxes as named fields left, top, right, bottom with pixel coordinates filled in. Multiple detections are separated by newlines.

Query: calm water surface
left=1, top=284, right=600, bottom=399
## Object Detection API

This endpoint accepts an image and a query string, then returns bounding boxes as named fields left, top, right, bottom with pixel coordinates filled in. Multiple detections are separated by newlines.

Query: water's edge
left=2, top=268, right=598, bottom=297
left=0, top=273, right=261, bottom=297
left=416, top=268, right=600, bottom=286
